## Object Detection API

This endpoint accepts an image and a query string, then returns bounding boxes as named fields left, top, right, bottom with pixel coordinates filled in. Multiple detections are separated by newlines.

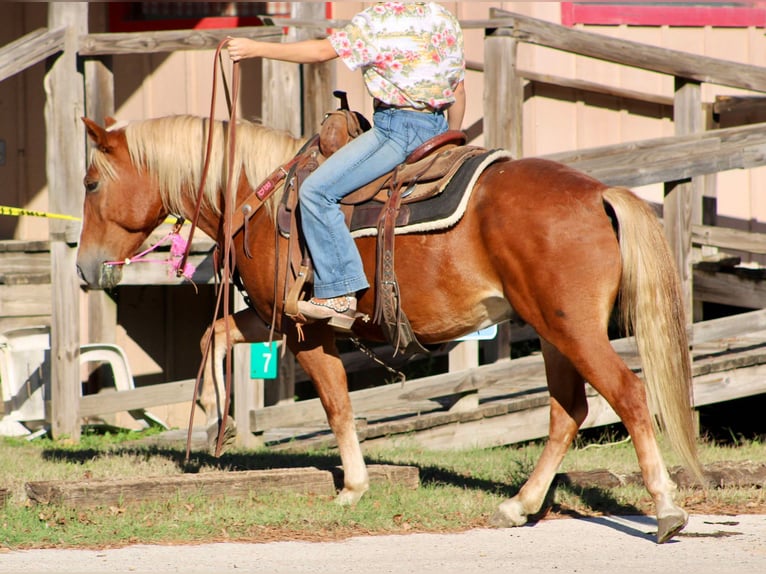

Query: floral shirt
left=329, top=2, right=464, bottom=110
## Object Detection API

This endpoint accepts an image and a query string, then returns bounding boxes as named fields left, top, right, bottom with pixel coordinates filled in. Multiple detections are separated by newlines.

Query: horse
left=76, top=113, right=703, bottom=544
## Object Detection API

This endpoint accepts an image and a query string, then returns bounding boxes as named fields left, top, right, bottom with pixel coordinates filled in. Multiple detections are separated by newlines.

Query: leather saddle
left=276, top=126, right=484, bottom=237
left=234, top=99, right=487, bottom=354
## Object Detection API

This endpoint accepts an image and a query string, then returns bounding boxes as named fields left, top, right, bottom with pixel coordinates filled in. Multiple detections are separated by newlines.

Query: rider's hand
left=226, top=37, right=254, bottom=62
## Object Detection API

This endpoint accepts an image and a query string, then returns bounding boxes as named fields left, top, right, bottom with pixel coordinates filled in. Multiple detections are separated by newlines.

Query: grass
left=0, top=428, right=763, bottom=549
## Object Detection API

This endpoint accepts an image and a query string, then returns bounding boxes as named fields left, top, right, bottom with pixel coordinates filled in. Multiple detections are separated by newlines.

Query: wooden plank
left=689, top=309, right=766, bottom=346
left=586, top=142, right=766, bottom=189
left=0, top=27, right=65, bottom=83
left=520, top=68, right=674, bottom=109
left=78, top=379, right=198, bottom=418
left=544, top=123, right=766, bottom=189
left=693, top=364, right=766, bottom=407
left=693, top=269, right=766, bottom=309
left=0, top=251, right=50, bottom=276
left=24, top=464, right=419, bottom=508
left=351, top=358, right=766, bottom=451
left=79, top=26, right=281, bottom=56
left=251, top=354, right=548, bottom=433
left=467, top=59, right=674, bottom=109
left=693, top=225, right=766, bottom=256
left=556, top=462, right=766, bottom=490
left=26, top=468, right=337, bottom=507
left=547, top=121, right=766, bottom=166
left=473, top=11, right=766, bottom=93
left=0, top=284, right=51, bottom=317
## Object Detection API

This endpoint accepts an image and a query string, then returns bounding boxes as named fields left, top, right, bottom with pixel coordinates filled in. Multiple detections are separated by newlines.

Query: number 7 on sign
left=250, top=342, right=278, bottom=379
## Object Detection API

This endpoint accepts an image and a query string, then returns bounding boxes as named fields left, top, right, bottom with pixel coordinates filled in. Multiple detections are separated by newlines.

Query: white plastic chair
left=0, top=327, right=167, bottom=436
left=80, top=343, right=168, bottom=430
left=0, top=326, right=50, bottom=435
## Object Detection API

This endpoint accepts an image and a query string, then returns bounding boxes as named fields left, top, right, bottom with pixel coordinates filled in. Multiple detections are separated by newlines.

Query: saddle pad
left=349, top=149, right=513, bottom=238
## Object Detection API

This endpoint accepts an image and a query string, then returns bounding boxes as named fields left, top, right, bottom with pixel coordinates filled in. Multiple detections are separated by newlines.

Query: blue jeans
left=299, top=107, right=449, bottom=299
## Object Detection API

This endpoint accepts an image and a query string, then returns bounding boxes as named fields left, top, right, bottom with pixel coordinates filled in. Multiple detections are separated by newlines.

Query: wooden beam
left=78, top=379, right=197, bottom=417
left=79, top=26, right=281, bottom=56
left=693, top=270, right=766, bottom=310
left=0, top=27, right=65, bottom=83
left=26, top=468, right=337, bottom=506
left=24, top=464, right=419, bottom=508
left=467, top=59, right=675, bottom=109
left=544, top=121, right=766, bottom=188
left=692, top=224, right=766, bottom=256
left=471, top=11, right=766, bottom=93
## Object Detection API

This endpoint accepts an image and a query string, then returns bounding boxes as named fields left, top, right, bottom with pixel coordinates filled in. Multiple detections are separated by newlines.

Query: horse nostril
left=76, top=264, right=90, bottom=287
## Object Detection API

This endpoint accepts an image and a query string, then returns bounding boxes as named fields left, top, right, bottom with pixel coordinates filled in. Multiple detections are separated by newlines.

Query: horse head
left=77, top=117, right=168, bottom=289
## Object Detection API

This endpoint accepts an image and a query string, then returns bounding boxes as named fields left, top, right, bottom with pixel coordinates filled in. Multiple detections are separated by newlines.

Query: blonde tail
left=603, top=187, right=703, bottom=483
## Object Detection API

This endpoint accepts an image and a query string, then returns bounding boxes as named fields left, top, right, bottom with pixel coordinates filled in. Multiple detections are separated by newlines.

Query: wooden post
left=83, top=55, right=117, bottom=346
left=262, top=3, right=335, bottom=137
left=232, top=292, right=262, bottom=448
left=45, top=2, right=87, bottom=439
left=664, top=77, right=701, bottom=326
left=483, top=10, right=523, bottom=156
left=296, top=4, right=336, bottom=135
left=482, top=11, right=523, bottom=364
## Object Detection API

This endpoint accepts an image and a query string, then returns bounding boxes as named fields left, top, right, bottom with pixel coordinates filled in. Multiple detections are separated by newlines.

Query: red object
left=561, top=2, right=766, bottom=28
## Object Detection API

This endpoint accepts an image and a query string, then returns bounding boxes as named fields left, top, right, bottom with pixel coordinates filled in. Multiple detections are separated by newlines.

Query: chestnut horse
left=76, top=114, right=702, bottom=543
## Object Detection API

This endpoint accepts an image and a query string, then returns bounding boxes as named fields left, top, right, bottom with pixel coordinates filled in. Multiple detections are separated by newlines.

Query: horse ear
left=82, top=117, right=112, bottom=153
left=104, top=116, right=117, bottom=128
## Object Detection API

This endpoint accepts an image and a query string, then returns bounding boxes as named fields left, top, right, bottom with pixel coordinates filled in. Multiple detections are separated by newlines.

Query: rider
left=227, top=2, right=466, bottom=326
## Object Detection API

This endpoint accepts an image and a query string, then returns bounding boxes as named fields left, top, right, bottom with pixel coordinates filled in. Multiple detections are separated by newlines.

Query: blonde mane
left=94, top=115, right=307, bottom=218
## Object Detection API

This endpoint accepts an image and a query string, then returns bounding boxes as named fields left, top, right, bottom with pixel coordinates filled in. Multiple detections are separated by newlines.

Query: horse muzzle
left=76, top=261, right=123, bottom=290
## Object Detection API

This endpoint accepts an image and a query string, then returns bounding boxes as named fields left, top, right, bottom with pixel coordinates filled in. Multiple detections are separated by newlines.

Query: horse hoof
left=334, top=487, right=365, bottom=507
left=206, top=418, right=237, bottom=455
left=656, top=511, right=688, bottom=544
left=489, top=499, right=528, bottom=528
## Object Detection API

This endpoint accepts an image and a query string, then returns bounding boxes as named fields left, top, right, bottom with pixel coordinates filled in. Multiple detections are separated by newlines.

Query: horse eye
left=84, top=179, right=99, bottom=193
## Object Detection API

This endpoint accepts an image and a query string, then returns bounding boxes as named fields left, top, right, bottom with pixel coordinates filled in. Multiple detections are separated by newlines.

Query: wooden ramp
left=252, top=309, right=766, bottom=452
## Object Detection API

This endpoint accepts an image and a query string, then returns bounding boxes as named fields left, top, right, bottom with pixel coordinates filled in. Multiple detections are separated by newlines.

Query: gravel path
left=2, top=514, right=765, bottom=574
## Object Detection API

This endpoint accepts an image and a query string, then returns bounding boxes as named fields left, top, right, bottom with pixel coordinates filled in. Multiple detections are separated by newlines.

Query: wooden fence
left=2, top=4, right=766, bottom=441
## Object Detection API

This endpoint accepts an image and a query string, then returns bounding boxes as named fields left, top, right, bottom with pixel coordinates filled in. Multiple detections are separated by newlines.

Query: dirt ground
left=2, top=513, right=765, bottom=574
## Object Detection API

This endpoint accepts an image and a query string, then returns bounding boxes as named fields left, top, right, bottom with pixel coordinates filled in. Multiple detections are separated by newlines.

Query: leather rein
left=183, top=38, right=242, bottom=461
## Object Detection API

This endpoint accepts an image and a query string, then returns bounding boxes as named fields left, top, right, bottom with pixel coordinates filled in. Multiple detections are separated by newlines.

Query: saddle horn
left=333, top=90, right=350, bottom=111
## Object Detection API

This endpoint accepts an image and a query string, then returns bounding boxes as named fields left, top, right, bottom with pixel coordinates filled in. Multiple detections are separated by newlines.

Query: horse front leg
left=492, top=339, right=589, bottom=527
left=288, top=324, right=369, bottom=505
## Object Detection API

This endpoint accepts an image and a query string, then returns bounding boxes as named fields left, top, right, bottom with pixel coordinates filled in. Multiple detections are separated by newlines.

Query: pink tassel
left=169, top=232, right=195, bottom=280
left=170, top=233, right=188, bottom=257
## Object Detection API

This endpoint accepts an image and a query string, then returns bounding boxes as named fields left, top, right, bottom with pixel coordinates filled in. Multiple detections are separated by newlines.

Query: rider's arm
left=228, top=37, right=338, bottom=64
left=447, top=80, right=466, bottom=132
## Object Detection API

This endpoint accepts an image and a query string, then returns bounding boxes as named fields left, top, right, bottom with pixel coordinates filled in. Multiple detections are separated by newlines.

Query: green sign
left=250, top=342, right=278, bottom=379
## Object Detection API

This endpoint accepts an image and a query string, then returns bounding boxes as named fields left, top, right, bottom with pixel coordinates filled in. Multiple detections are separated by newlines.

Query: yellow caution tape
left=0, top=205, right=81, bottom=221
left=0, top=205, right=184, bottom=225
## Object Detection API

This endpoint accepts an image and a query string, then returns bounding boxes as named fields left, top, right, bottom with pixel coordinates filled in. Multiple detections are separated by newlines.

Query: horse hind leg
left=491, top=339, right=588, bottom=527
left=199, top=308, right=271, bottom=451
left=559, top=339, right=688, bottom=543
